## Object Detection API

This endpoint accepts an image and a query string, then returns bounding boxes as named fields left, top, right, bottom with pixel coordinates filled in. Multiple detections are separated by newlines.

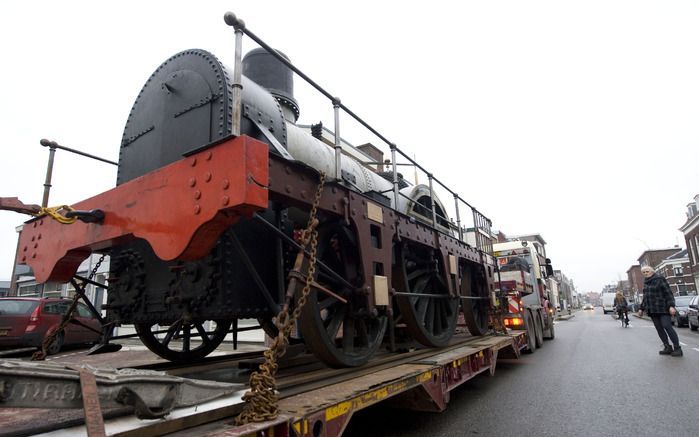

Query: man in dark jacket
left=639, top=266, right=682, bottom=356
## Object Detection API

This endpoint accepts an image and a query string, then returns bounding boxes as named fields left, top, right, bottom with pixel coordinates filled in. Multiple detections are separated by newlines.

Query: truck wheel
left=534, top=315, right=544, bottom=348
left=524, top=313, right=536, bottom=354
left=545, top=319, right=556, bottom=340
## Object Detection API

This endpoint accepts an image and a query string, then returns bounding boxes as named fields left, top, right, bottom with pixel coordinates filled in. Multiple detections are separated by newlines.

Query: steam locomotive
left=16, top=20, right=495, bottom=368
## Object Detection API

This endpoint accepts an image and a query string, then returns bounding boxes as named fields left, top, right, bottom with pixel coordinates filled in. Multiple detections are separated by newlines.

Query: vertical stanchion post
left=391, top=144, right=400, bottom=208
left=42, top=144, right=56, bottom=208
left=428, top=174, right=437, bottom=227
left=224, top=12, right=245, bottom=136
left=454, top=194, right=462, bottom=241
left=333, top=98, right=342, bottom=180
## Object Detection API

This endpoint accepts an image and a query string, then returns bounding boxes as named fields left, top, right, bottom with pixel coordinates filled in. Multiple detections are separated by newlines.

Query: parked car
left=0, top=297, right=101, bottom=354
left=687, top=295, right=699, bottom=331
left=672, top=295, right=695, bottom=327
left=583, top=303, right=594, bottom=310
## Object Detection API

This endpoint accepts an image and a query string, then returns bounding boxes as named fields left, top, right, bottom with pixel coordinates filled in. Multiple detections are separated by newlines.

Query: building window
left=674, top=266, right=683, bottom=276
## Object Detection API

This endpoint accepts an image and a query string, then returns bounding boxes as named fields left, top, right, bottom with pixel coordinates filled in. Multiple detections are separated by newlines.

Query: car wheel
left=46, top=331, right=64, bottom=355
left=690, top=321, right=698, bottom=331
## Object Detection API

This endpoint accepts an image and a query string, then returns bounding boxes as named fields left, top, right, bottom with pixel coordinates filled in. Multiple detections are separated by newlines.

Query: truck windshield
left=500, top=256, right=531, bottom=273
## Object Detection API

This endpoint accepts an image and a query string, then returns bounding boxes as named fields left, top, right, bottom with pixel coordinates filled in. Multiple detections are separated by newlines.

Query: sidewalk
left=556, top=310, right=576, bottom=321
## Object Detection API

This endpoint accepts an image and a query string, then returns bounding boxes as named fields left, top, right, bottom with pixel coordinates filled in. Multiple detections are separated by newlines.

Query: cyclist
left=614, top=291, right=630, bottom=327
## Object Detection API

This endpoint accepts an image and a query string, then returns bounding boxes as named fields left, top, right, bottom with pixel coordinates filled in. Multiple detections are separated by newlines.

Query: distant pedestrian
left=614, top=291, right=629, bottom=326
left=639, top=266, right=682, bottom=357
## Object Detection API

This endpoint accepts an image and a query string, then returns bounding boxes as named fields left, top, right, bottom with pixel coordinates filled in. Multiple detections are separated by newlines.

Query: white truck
left=601, top=292, right=617, bottom=314
left=493, top=240, right=556, bottom=352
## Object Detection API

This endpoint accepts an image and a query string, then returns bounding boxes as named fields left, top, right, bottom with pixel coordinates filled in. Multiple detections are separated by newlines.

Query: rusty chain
left=235, top=172, right=326, bottom=425
left=32, top=254, right=106, bottom=360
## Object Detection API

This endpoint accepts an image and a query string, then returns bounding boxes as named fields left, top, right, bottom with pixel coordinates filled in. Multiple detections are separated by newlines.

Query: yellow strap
left=35, top=205, right=78, bottom=224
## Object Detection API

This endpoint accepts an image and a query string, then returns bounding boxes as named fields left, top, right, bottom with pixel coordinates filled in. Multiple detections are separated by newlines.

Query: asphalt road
left=344, top=309, right=699, bottom=437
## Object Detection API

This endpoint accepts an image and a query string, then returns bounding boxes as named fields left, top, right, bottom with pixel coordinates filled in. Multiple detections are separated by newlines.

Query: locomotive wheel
left=135, top=319, right=231, bottom=362
left=394, top=242, right=458, bottom=347
left=297, top=223, right=387, bottom=368
left=460, top=265, right=490, bottom=336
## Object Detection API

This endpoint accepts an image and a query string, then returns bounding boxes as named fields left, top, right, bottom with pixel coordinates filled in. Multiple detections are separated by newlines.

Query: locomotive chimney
left=242, top=48, right=300, bottom=123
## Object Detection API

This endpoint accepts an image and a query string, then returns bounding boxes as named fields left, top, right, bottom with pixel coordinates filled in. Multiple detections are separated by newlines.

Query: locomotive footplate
left=17, top=135, right=269, bottom=283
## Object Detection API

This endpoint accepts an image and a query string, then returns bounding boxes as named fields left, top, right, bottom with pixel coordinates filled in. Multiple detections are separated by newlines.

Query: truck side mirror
left=544, top=258, right=554, bottom=277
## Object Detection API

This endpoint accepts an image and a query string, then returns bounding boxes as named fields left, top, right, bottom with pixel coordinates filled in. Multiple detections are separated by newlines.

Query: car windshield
left=675, top=296, right=694, bottom=306
left=0, top=299, right=39, bottom=315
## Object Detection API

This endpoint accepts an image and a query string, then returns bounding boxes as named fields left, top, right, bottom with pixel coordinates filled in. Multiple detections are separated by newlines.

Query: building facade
left=626, top=265, right=643, bottom=302
left=656, top=249, right=696, bottom=296
left=679, top=194, right=699, bottom=290
left=637, top=248, right=682, bottom=271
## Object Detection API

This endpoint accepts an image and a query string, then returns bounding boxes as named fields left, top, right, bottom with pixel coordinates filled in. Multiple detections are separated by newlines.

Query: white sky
left=0, top=0, right=697, bottom=293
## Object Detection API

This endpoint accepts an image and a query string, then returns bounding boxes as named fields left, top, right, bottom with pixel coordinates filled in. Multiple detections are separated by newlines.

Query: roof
left=667, top=249, right=688, bottom=260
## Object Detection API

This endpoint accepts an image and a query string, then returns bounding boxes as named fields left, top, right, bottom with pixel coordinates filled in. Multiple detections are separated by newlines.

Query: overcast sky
left=1, top=1, right=697, bottom=293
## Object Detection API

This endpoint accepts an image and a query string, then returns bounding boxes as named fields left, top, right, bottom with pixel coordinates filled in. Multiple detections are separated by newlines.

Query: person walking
left=638, top=266, right=682, bottom=357
left=614, top=291, right=629, bottom=327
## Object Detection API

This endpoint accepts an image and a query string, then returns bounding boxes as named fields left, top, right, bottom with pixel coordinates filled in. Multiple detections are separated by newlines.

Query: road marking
left=679, top=342, right=687, bottom=346
left=693, top=348, right=699, bottom=352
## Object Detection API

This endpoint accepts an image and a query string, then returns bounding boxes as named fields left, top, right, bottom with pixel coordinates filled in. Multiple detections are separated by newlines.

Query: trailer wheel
left=524, top=312, right=536, bottom=354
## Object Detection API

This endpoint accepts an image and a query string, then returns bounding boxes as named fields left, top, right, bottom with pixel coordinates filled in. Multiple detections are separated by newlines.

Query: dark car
left=688, top=295, right=699, bottom=331
left=672, top=295, right=695, bottom=327
left=0, top=297, right=101, bottom=354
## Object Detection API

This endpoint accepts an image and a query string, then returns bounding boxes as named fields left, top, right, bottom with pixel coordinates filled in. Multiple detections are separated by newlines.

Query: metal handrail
left=224, top=12, right=493, bottom=253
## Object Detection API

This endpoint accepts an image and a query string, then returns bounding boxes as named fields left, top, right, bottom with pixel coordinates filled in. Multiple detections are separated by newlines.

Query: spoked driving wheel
left=135, top=319, right=231, bottom=362
left=461, top=264, right=490, bottom=336
left=394, top=242, right=458, bottom=347
left=297, top=223, right=387, bottom=368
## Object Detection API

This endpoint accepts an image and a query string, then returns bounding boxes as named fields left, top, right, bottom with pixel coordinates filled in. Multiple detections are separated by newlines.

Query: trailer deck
left=0, top=330, right=526, bottom=437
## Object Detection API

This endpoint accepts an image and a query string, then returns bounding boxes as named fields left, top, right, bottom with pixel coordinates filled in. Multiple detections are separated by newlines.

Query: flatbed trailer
left=0, top=331, right=526, bottom=437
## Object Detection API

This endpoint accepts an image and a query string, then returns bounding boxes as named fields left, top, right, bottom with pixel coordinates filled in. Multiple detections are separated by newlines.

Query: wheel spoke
left=162, top=321, right=181, bottom=347
left=342, top=317, right=355, bottom=353
left=407, top=268, right=430, bottom=282
left=356, top=319, right=370, bottom=348
left=425, top=300, right=435, bottom=331
left=325, top=308, right=345, bottom=339
left=183, top=324, right=191, bottom=352
left=416, top=297, right=429, bottom=322
left=319, top=295, right=340, bottom=311
left=194, top=322, right=211, bottom=345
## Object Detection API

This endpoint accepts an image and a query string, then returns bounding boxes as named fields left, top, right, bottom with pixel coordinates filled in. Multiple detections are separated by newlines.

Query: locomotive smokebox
left=243, top=48, right=299, bottom=122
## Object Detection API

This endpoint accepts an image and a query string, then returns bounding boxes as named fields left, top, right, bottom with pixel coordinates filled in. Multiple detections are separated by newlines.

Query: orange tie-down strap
left=18, top=135, right=269, bottom=283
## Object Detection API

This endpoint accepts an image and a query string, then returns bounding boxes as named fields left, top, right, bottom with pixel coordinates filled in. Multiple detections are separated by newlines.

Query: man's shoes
left=659, top=344, right=673, bottom=355
left=671, top=346, right=683, bottom=357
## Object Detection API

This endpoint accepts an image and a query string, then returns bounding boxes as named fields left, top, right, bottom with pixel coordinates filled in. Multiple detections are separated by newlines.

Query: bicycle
left=617, top=308, right=629, bottom=327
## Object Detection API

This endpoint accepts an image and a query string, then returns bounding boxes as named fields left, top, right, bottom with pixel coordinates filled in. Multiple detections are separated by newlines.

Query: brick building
left=679, top=194, right=699, bottom=290
left=626, top=265, right=643, bottom=300
left=637, top=248, right=682, bottom=270
left=655, top=249, right=696, bottom=295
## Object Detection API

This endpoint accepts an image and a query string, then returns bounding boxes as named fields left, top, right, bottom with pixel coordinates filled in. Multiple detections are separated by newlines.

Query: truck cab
left=493, top=240, right=555, bottom=352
